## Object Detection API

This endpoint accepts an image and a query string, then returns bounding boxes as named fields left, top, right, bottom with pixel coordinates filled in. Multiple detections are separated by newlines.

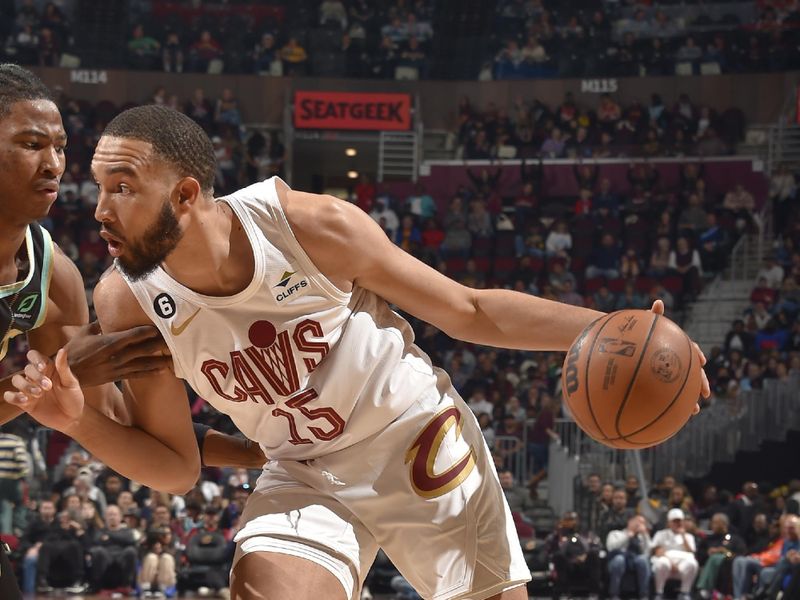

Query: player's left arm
left=285, top=189, right=607, bottom=352
left=284, top=189, right=709, bottom=398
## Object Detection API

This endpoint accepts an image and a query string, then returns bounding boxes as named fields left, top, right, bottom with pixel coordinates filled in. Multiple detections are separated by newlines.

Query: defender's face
left=92, top=136, right=184, bottom=281
left=0, top=100, right=66, bottom=225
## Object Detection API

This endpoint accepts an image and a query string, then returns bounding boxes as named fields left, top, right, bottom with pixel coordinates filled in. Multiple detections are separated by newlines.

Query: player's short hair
left=0, top=64, right=55, bottom=119
left=103, top=105, right=216, bottom=194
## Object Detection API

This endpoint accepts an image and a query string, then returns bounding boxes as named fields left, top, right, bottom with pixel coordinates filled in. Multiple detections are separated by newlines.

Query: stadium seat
left=493, top=257, right=517, bottom=279
left=473, top=257, right=491, bottom=273
left=607, top=278, right=626, bottom=293
left=584, top=277, right=605, bottom=294
left=445, top=258, right=467, bottom=275
left=493, top=232, right=516, bottom=257
left=635, top=276, right=655, bottom=293
left=662, top=275, right=683, bottom=295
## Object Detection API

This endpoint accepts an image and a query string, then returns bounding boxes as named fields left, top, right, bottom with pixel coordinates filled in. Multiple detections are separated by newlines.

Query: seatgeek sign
left=294, top=91, right=412, bottom=131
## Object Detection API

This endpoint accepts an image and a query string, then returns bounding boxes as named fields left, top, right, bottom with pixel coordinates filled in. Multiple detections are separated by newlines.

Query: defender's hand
left=4, top=349, right=84, bottom=433
left=64, top=321, right=171, bottom=386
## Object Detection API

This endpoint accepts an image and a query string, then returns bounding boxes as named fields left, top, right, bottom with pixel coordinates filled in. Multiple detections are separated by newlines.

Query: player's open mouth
left=99, top=230, right=124, bottom=257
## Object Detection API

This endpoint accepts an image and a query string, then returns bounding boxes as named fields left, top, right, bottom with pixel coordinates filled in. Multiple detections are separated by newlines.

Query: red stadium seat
left=493, top=257, right=517, bottom=279
left=570, top=257, right=587, bottom=275
left=635, top=276, right=655, bottom=293
left=473, top=257, right=491, bottom=273
left=584, top=277, right=605, bottom=294
left=662, top=275, right=684, bottom=295
left=472, top=237, right=493, bottom=258
left=494, top=232, right=516, bottom=257
left=607, top=278, right=626, bottom=293
left=445, top=258, right=466, bottom=275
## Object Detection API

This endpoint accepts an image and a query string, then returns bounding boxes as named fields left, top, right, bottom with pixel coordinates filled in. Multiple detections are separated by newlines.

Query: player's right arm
left=3, top=269, right=200, bottom=494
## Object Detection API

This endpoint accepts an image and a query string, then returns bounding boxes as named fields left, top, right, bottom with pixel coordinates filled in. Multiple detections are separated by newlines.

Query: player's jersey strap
left=0, top=223, right=54, bottom=360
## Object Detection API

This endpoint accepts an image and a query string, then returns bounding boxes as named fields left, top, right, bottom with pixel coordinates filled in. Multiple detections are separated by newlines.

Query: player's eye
left=118, top=184, right=131, bottom=194
left=23, top=141, right=40, bottom=150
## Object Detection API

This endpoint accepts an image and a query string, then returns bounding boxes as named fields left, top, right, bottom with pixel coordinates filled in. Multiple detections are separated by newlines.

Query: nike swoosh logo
left=170, top=307, right=201, bottom=336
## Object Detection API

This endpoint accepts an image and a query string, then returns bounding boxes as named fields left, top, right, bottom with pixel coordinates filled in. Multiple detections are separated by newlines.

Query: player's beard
left=115, top=198, right=184, bottom=282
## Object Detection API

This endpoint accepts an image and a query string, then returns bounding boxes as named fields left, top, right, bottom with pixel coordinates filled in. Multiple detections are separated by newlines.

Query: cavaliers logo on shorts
left=404, top=406, right=477, bottom=499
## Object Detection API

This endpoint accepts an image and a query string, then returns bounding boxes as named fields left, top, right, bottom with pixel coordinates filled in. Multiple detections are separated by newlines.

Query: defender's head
left=0, top=64, right=65, bottom=224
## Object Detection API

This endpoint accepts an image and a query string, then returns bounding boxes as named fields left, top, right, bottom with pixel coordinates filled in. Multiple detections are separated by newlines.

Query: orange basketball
left=561, top=310, right=702, bottom=449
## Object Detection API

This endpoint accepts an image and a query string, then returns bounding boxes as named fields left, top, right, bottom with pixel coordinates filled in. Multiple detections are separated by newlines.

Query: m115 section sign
left=294, top=91, right=412, bottom=131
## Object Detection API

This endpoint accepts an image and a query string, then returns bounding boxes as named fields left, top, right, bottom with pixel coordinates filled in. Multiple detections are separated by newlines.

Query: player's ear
left=173, top=177, right=202, bottom=209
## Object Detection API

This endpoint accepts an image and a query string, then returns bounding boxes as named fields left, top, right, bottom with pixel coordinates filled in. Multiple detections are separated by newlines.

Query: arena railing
left=549, top=372, right=800, bottom=504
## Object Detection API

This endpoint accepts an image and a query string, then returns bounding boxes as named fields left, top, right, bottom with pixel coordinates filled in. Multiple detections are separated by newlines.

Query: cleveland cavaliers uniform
left=124, top=177, right=530, bottom=600
left=1, top=223, right=54, bottom=361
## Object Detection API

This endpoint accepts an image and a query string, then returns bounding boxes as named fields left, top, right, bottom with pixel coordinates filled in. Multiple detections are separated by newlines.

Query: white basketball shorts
left=232, top=386, right=531, bottom=600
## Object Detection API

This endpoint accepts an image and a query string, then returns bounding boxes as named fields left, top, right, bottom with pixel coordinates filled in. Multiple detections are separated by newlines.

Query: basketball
left=561, top=310, right=702, bottom=449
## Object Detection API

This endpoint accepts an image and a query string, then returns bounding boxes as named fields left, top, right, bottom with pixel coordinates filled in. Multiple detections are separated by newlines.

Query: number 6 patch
left=153, top=293, right=177, bottom=319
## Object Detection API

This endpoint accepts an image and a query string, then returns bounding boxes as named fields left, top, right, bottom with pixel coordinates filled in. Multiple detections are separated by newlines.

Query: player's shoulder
left=93, top=267, right=151, bottom=332
left=280, top=182, right=359, bottom=242
left=44, top=243, right=89, bottom=326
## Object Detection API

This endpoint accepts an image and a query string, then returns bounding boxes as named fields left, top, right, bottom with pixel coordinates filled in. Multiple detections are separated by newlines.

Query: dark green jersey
left=0, top=223, right=54, bottom=361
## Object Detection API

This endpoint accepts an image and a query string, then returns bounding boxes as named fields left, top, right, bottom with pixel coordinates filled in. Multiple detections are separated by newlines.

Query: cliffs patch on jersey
left=273, top=270, right=308, bottom=303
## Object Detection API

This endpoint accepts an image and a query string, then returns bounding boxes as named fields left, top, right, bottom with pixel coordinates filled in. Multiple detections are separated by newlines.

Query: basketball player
left=7, top=105, right=710, bottom=600
left=0, top=67, right=264, bottom=598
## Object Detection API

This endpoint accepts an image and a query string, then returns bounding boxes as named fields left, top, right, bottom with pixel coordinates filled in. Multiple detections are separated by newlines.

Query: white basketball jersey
left=124, top=177, right=445, bottom=460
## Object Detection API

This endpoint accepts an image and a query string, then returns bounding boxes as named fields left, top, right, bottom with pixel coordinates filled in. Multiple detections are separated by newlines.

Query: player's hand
left=649, top=300, right=710, bottom=412
left=64, top=321, right=171, bottom=386
left=3, top=349, right=85, bottom=433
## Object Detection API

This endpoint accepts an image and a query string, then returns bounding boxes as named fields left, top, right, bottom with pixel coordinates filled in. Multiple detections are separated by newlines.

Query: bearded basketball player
left=0, top=67, right=263, bottom=597
left=7, top=105, right=710, bottom=600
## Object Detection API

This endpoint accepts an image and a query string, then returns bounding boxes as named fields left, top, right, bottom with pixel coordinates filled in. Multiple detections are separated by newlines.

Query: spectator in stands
left=586, top=233, right=621, bottom=280
left=669, top=236, right=703, bottom=300
left=732, top=516, right=786, bottom=600
left=679, top=193, right=709, bottom=233
left=751, top=277, right=778, bottom=308
left=757, top=256, right=785, bottom=290
left=607, top=514, right=652, bottom=600
left=320, top=0, right=348, bottom=29
left=189, top=30, right=222, bottom=73
left=616, top=281, right=645, bottom=310
left=619, top=248, right=642, bottom=280
left=762, top=514, right=800, bottom=600
left=375, top=35, right=399, bottom=78
left=182, top=506, right=229, bottom=595
left=37, top=26, right=59, bottom=66
left=405, top=183, right=436, bottom=220
left=88, top=505, right=139, bottom=593
left=600, top=488, right=636, bottom=542
left=127, top=24, right=160, bottom=70
left=162, top=31, right=183, bottom=73
left=527, top=393, right=556, bottom=477
left=732, top=482, right=767, bottom=539
left=725, top=319, right=754, bottom=355
left=215, top=88, right=242, bottom=129
left=499, top=470, right=536, bottom=530
left=467, top=199, right=493, bottom=239
left=440, top=213, right=472, bottom=258
left=398, top=36, right=428, bottom=78
left=280, top=36, right=309, bottom=76
left=20, top=499, right=56, bottom=594
left=547, top=511, right=603, bottom=600
left=724, top=184, right=756, bottom=231
left=36, top=509, right=87, bottom=593
left=139, top=526, right=177, bottom=598
left=696, top=513, right=747, bottom=598
left=540, top=127, right=566, bottom=158
left=185, top=88, right=214, bottom=132
left=593, top=285, right=617, bottom=312
left=395, top=214, right=422, bottom=253
left=0, top=421, right=30, bottom=534
left=699, top=212, right=729, bottom=274
left=545, top=221, right=572, bottom=259
left=651, top=508, right=699, bottom=600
